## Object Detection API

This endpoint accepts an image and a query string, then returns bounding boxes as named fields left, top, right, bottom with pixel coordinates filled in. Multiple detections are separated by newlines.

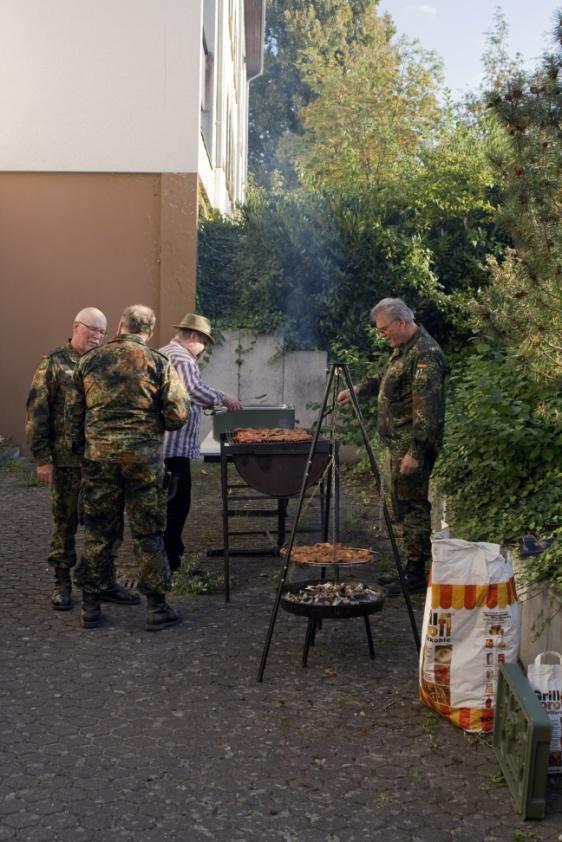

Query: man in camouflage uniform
left=26, top=308, right=139, bottom=610
left=337, top=298, right=445, bottom=595
left=66, top=304, right=190, bottom=630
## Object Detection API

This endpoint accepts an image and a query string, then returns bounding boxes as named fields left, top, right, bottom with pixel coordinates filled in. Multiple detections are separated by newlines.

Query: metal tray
left=211, top=406, right=295, bottom=438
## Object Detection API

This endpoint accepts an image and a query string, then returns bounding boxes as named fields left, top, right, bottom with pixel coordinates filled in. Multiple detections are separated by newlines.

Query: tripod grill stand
left=257, top=362, right=421, bottom=682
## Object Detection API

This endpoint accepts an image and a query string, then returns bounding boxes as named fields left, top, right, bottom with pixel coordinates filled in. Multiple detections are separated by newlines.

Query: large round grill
left=223, top=439, right=332, bottom=498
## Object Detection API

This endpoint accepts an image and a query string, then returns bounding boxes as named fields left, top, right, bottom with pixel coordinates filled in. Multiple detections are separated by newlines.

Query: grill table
left=200, top=407, right=302, bottom=590
left=218, top=436, right=336, bottom=601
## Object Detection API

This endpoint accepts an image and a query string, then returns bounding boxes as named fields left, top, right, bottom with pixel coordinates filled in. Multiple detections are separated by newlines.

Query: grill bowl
left=281, top=579, right=386, bottom=619
left=224, top=439, right=332, bottom=498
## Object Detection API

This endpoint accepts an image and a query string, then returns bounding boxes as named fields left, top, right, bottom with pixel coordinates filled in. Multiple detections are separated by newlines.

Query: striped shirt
left=159, top=340, right=224, bottom=460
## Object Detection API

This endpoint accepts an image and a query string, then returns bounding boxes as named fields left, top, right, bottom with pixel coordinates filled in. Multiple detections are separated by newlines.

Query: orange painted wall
left=0, top=172, right=197, bottom=452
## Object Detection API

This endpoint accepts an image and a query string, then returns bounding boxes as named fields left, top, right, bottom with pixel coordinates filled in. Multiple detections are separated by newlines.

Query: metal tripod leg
left=364, top=616, right=375, bottom=659
left=302, top=618, right=315, bottom=667
left=257, top=362, right=420, bottom=683
left=221, top=445, right=231, bottom=602
left=258, top=366, right=338, bottom=682
left=342, top=365, right=420, bottom=653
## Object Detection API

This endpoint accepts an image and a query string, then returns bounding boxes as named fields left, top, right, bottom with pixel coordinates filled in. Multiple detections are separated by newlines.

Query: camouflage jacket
left=357, top=325, right=445, bottom=458
left=66, top=334, right=190, bottom=465
left=26, top=342, right=82, bottom=467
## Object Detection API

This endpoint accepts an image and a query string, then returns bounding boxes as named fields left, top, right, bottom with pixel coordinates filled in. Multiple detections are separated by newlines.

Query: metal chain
left=329, top=371, right=339, bottom=561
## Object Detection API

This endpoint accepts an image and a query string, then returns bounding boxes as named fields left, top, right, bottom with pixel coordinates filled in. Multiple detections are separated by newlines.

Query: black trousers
left=163, top=457, right=192, bottom=571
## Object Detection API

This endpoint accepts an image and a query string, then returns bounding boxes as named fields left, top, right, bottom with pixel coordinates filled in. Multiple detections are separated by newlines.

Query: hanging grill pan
left=281, top=579, right=386, bottom=619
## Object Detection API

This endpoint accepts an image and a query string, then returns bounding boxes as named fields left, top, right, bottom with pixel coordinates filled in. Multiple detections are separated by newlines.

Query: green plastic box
left=493, top=662, right=552, bottom=819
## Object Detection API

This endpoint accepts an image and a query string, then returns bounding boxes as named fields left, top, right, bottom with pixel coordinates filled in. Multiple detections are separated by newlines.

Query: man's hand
left=399, top=453, right=419, bottom=476
left=37, top=464, right=54, bottom=487
left=336, top=387, right=358, bottom=406
left=223, top=394, right=243, bottom=412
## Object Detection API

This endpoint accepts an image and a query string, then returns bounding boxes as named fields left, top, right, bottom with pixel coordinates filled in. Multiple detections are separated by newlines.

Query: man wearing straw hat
left=160, top=313, right=242, bottom=572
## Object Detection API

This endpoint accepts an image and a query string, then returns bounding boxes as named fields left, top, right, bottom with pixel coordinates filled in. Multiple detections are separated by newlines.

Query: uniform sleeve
left=356, top=374, right=381, bottom=399
left=161, top=362, right=191, bottom=431
left=65, top=365, right=87, bottom=456
left=410, top=350, right=445, bottom=460
left=25, top=357, right=54, bottom=465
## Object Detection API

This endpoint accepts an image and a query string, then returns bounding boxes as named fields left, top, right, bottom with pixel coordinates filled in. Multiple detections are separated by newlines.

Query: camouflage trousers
left=389, top=445, right=437, bottom=567
left=48, top=466, right=82, bottom=569
left=74, top=460, right=171, bottom=596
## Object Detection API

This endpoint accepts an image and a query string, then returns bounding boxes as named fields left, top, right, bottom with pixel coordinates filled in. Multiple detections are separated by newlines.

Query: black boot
left=384, top=560, right=427, bottom=598
left=51, top=567, right=72, bottom=611
left=81, top=591, right=102, bottom=628
left=145, top=593, right=181, bottom=632
left=99, top=582, right=141, bottom=605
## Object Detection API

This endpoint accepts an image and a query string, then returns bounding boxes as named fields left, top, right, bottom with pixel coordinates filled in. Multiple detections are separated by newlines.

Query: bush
left=435, top=344, right=561, bottom=577
left=197, top=187, right=450, bottom=354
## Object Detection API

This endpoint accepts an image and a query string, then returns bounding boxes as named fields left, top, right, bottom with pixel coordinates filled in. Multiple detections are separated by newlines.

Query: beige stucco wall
left=0, top=172, right=197, bottom=452
left=0, top=0, right=202, bottom=173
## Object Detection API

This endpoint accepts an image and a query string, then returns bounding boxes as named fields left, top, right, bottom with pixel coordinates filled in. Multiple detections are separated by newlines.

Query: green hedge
left=434, top=345, right=561, bottom=580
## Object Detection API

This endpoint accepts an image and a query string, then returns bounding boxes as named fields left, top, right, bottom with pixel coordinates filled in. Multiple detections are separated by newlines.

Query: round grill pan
left=280, top=579, right=386, bottom=619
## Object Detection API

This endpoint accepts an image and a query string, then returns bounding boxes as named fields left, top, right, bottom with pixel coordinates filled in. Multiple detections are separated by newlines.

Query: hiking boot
left=81, top=591, right=102, bottom=628
left=145, top=593, right=181, bottom=632
left=99, top=583, right=141, bottom=605
left=51, top=567, right=72, bottom=611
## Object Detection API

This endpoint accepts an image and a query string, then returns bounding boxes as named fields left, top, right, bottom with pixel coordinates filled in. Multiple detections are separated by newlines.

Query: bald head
left=71, top=307, right=108, bottom=355
left=75, top=307, right=107, bottom=325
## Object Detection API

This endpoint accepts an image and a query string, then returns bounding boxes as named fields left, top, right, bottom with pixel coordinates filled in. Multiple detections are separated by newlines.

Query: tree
left=248, top=0, right=374, bottom=186
left=284, top=5, right=442, bottom=193
left=475, top=11, right=562, bottom=377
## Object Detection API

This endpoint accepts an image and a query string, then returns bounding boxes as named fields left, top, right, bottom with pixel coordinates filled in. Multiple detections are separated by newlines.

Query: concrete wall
left=196, top=330, right=328, bottom=439
left=513, top=561, right=562, bottom=668
left=0, top=172, right=197, bottom=452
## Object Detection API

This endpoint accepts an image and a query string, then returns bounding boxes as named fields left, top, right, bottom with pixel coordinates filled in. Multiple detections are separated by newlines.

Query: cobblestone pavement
left=1, top=459, right=561, bottom=842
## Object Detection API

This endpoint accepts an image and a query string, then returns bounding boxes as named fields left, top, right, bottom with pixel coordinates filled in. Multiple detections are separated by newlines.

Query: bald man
left=26, top=308, right=139, bottom=611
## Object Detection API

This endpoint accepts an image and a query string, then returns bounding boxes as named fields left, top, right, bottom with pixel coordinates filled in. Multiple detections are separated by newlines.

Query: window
left=200, top=28, right=215, bottom=157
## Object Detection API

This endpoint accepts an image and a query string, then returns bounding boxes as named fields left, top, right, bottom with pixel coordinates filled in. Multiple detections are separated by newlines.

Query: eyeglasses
left=376, top=318, right=399, bottom=337
left=77, top=321, right=107, bottom=336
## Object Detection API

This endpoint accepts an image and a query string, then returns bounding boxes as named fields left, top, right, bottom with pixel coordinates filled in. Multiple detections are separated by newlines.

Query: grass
left=21, top=470, right=42, bottom=487
left=171, top=553, right=224, bottom=598
left=0, top=458, right=43, bottom=487
left=512, top=831, right=540, bottom=842
left=490, top=768, right=507, bottom=787
left=0, top=459, right=23, bottom=473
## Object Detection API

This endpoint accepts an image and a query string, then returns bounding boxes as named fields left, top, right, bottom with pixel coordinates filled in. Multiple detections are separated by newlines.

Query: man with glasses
left=26, top=308, right=139, bottom=610
left=337, top=297, right=445, bottom=596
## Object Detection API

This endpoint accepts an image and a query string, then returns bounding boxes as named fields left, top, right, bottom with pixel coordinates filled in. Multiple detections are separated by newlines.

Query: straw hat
left=173, top=313, right=215, bottom=343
